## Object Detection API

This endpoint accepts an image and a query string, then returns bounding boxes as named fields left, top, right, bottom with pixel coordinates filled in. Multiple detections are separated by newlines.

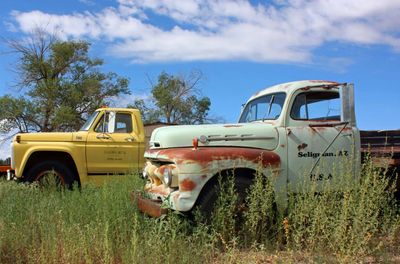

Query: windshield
left=79, top=111, right=99, bottom=131
left=239, top=93, right=286, bottom=123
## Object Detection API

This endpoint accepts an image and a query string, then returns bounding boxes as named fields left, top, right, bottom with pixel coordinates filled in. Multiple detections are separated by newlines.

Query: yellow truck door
left=86, top=111, right=140, bottom=176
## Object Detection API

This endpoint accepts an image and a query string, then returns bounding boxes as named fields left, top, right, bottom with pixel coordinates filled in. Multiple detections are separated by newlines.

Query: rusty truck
left=136, top=80, right=400, bottom=217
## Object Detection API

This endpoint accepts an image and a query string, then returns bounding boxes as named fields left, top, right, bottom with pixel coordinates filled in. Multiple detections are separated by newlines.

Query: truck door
left=286, top=86, right=356, bottom=191
left=86, top=111, right=140, bottom=176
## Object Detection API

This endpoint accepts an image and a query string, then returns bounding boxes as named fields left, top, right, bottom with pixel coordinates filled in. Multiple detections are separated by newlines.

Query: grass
left=0, top=158, right=399, bottom=263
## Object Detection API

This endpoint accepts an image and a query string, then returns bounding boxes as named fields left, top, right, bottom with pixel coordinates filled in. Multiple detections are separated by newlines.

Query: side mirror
left=107, top=112, right=116, bottom=133
left=340, top=83, right=356, bottom=127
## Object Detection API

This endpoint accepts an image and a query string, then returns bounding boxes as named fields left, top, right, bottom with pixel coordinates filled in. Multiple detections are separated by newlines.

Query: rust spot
left=301, top=86, right=311, bottom=91
left=315, top=127, right=327, bottom=132
left=157, top=166, right=166, bottom=175
left=132, top=192, right=167, bottom=218
left=201, top=175, right=207, bottom=179
left=223, top=125, right=243, bottom=128
left=280, top=144, right=285, bottom=148
left=147, top=147, right=281, bottom=168
left=180, top=178, right=196, bottom=192
left=148, top=184, right=169, bottom=196
left=297, top=143, right=308, bottom=151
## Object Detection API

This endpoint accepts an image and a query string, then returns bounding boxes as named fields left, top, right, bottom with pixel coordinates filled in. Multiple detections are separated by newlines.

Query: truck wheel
left=25, top=161, right=75, bottom=189
left=195, top=175, right=253, bottom=219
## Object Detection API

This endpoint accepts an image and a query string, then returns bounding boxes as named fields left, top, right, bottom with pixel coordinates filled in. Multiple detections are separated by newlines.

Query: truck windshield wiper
left=263, top=95, right=275, bottom=121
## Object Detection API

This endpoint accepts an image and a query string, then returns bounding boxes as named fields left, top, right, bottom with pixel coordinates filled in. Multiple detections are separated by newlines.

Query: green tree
left=131, top=71, right=211, bottom=125
left=0, top=29, right=129, bottom=134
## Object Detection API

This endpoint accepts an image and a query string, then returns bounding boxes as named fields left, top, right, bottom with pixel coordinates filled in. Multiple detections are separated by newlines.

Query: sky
left=0, top=0, right=400, bottom=159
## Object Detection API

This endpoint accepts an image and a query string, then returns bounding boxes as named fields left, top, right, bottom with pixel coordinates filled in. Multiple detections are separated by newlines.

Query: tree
left=130, top=71, right=211, bottom=125
left=0, top=29, right=130, bottom=134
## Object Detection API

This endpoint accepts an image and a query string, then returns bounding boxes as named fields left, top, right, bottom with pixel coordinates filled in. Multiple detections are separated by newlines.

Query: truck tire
left=25, top=160, right=75, bottom=189
left=195, top=175, right=253, bottom=219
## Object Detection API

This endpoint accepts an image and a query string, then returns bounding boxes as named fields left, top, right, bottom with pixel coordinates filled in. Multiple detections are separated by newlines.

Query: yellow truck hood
left=18, top=132, right=74, bottom=142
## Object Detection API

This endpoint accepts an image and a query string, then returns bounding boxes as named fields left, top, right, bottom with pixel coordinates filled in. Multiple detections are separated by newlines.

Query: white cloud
left=0, top=141, right=11, bottom=160
left=0, top=121, right=13, bottom=160
left=9, top=0, right=400, bottom=63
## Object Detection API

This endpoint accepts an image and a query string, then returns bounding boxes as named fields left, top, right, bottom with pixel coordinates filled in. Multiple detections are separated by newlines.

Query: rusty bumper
left=131, top=191, right=168, bottom=218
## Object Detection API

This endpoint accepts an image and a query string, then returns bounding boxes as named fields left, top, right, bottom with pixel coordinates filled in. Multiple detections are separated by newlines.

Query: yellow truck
left=10, top=107, right=146, bottom=186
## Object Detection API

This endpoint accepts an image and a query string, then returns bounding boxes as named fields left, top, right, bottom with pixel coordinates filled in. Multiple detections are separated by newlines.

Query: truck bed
left=360, top=130, right=400, bottom=169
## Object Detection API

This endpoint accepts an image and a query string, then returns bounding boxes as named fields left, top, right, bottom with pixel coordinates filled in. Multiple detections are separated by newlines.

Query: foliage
left=130, top=71, right=211, bottom=125
left=0, top=177, right=216, bottom=264
left=0, top=29, right=130, bottom=134
left=0, top=158, right=399, bottom=263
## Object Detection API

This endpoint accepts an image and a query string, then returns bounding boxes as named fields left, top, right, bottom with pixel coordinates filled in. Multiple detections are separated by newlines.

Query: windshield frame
left=239, top=92, right=286, bottom=123
left=79, top=111, right=100, bottom=131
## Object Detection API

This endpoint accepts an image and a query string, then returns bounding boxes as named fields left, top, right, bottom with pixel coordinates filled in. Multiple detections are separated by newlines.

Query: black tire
left=25, top=160, right=75, bottom=189
left=195, top=175, right=253, bottom=220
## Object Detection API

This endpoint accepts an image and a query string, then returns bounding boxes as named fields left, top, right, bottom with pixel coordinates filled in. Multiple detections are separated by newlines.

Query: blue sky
left=1, top=0, right=400, bottom=158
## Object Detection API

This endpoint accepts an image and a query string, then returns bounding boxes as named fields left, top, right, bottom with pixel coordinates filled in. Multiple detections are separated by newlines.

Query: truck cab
left=11, top=107, right=145, bottom=186
left=137, top=80, right=360, bottom=217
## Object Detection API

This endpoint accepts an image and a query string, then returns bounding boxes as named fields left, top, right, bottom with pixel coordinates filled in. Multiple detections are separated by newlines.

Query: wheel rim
left=35, top=170, right=65, bottom=188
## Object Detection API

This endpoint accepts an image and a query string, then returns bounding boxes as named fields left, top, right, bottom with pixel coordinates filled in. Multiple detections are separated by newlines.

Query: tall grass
left=285, top=156, right=399, bottom=261
left=0, top=156, right=399, bottom=263
left=0, top=176, right=216, bottom=264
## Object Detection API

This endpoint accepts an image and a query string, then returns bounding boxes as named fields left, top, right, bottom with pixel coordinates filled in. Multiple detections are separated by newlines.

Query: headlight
left=163, top=167, right=172, bottom=187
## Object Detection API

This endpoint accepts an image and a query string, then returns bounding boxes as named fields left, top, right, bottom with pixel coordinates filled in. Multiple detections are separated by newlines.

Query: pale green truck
left=135, top=80, right=399, bottom=217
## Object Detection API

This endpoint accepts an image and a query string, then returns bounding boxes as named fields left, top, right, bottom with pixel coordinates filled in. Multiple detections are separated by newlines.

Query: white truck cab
left=136, top=80, right=360, bottom=217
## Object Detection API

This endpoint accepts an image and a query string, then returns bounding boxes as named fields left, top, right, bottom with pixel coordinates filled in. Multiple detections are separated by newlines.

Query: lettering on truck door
left=286, top=88, right=355, bottom=191
left=86, top=111, right=140, bottom=176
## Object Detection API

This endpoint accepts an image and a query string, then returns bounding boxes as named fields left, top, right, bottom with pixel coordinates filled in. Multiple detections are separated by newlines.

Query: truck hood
left=18, top=132, right=74, bottom=142
left=149, top=123, right=279, bottom=150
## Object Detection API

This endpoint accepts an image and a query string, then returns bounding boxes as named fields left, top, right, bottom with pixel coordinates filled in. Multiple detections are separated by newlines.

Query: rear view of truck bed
left=360, top=130, right=400, bottom=169
left=360, top=130, right=400, bottom=198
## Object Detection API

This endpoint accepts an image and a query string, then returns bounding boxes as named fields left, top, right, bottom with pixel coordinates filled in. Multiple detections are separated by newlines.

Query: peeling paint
left=180, top=178, right=196, bottom=192
left=297, top=143, right=308, bottom=151
left=223, top=125, right=243, bottom=128
left=146, top=147, right=281, bottom=168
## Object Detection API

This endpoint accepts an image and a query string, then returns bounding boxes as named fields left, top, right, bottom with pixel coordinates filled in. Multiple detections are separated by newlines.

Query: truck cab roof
left=247, top=80, right=341, bottom=103
left=95, top=107, right=140, bottom=113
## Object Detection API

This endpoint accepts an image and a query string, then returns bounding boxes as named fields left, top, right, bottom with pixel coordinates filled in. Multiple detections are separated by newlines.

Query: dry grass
left=0, top=157, right=399, bottom=263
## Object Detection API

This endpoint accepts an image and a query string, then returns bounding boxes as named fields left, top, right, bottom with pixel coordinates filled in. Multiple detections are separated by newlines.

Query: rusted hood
left=149, top=123, right=279, bottom=150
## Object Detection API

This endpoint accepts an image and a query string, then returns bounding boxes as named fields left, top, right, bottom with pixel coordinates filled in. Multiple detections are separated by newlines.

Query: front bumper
left=131, top=191, right=168, bottom=218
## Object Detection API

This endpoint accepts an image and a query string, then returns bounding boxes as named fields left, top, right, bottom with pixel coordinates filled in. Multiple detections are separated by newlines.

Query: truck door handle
left=96, top=134, right=111, bottom=140
left=125, top=137, right=135, bottom=142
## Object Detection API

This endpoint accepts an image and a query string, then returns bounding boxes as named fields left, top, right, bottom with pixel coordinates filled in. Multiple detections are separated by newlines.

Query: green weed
left=0, top=156, right=399, bottom=263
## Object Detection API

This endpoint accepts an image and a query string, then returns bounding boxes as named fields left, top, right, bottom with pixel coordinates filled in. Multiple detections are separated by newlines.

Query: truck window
left=115, top=113, right=133, bottom=133
left=239, top=93, right=286, bottom=123
left=95, top=112, right=133, bottom=133
left=79, top=111, right=99, bottom=131
left=290, top=91, right=341, bottom=121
